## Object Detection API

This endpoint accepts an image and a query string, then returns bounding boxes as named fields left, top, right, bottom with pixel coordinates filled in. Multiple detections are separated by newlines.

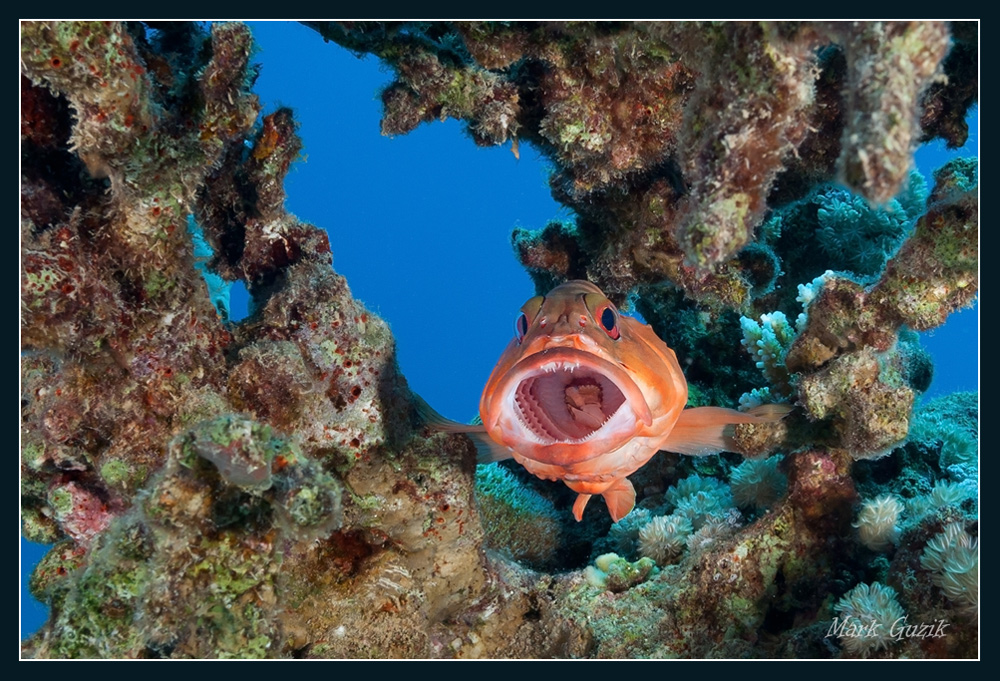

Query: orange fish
left=419, top=280, right=789, bottom=523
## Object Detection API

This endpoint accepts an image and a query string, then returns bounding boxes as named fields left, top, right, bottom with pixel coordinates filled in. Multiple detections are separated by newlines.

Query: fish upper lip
left=508, top=347, right=618, bottom=374
left=488, top=347, right=653, bottom=432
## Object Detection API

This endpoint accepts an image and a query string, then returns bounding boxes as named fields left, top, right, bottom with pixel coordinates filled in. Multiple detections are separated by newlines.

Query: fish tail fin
left=411, top=392, right=512, bottom=464
left=662, top=404, right=793, bottom=456
left=601, top=478, right=636, bottom=523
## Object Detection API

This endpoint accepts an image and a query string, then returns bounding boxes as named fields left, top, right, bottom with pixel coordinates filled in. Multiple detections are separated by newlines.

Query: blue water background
left=20, top=21, right=979, bottom=641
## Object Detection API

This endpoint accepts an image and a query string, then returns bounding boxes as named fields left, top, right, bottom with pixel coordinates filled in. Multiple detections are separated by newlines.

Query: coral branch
left=313, top=21, right=972, bottom=306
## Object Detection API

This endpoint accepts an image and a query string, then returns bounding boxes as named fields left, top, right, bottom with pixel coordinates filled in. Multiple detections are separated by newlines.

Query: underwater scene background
left=20, top=21, right=978, bottom=657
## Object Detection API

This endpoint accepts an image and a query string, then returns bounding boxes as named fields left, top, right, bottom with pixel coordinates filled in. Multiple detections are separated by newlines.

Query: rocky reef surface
left=21, top=21, right=977, bottom=658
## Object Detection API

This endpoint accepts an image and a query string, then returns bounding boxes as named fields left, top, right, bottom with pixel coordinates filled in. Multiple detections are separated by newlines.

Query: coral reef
left=740, top=311, right=798, bottom=396
left=592, top=507, right=650, bottom=559
left=311, top=20, right=973, bottom=310
left=668, top=475, right=736, bottom=530
left=830, top=22, right=951, bottom=204
left=814, top=173, right=927, bottom=278
left=22, top=20, right=977, bottom=659
left=20, top=20, right=483, bottom=658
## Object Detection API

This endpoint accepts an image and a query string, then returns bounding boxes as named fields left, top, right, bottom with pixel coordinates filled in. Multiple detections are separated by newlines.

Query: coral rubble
left=22, top=20, right=977, bottom=659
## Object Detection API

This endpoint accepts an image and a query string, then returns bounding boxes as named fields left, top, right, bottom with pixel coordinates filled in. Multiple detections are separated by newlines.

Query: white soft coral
left=921, top=522, right=978, bottom=612
left=853, top=494, right=904, bottom=551
left=833, top=582, right=906, bottom=657
left=638, top=514, right=692, bottom=564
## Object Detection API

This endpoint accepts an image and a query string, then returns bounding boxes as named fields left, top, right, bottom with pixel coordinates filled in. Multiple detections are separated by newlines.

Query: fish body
left=421, top=280, right=788, bottom=522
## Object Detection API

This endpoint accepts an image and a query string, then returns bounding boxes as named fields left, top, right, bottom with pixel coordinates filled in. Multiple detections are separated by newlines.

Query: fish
left=416, top=280, right=791, bottom=523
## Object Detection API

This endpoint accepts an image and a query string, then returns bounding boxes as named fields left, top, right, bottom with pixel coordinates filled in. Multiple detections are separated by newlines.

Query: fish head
left=479, top=280, right=688, bottom=470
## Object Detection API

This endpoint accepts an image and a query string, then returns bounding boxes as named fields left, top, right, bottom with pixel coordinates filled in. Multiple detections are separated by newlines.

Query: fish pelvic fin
left=601, top=478, right=636, bottom=523
left=572, top=493, right=593, bottom=522
left=662, top=404, right=793, bottom=457
left=411, top=392, right=513, bottom=464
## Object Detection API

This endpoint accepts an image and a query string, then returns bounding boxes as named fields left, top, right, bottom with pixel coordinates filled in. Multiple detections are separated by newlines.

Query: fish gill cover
left=20, top=20, right=978, bottom=658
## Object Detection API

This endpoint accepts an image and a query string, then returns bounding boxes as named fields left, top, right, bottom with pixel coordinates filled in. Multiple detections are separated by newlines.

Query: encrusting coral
left=21, top=20, right=977, bottom=659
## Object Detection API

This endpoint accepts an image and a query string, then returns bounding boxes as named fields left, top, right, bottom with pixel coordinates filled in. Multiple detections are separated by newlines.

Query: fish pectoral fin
left=601, top=479, right=636, bottom=523
left=411, top=392, right=512, bottom=463
left=741, top=403, right=795, bottom=420
left=467, top=432, right=515, bottom=464
left=572, top=494, right=593, bottom=522
left=411, top=391, right=488, bottom=434
left=662, top=404, right=792, bottom=456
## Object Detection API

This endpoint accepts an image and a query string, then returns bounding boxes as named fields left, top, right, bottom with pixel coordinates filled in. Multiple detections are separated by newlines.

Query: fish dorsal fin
left=411, top=392, right=513, bottom=463
left=662, top=404, right=792, bottom=457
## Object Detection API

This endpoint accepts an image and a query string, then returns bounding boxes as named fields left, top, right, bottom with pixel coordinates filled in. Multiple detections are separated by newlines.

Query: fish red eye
left=515, top=313, right=529, bottom=343
left=599, top=305, right=620, bottom=340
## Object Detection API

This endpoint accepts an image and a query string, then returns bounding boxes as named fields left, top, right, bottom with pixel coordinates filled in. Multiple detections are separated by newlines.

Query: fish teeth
left=538, top=360, right=581, bottom=374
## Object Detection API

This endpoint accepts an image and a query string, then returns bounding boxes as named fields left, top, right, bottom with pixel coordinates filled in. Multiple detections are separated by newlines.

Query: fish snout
left=538, top=330, right=602, bottom=354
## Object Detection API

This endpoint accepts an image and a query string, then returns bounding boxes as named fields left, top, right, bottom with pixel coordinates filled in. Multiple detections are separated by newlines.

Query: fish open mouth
left=512, top=357, right=629, bottom=443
